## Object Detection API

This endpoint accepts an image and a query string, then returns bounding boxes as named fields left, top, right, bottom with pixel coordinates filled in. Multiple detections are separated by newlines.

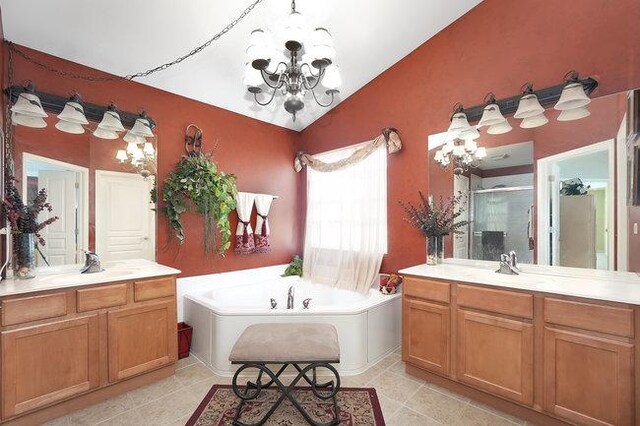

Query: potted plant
left=400, top=191, right=469, bottom=265
left=2, top=177, right=59, bottom=279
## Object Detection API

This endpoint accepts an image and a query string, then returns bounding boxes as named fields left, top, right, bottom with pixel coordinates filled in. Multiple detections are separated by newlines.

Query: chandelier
left=243, top=0, right=342, bottom=121
left=434, top=137, right=487, bottom=175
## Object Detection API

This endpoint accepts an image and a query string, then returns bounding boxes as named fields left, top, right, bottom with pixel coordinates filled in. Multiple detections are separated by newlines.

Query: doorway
left=95, top=170, right=156, bottom=262
left=537, top=140, right=615, bottom=270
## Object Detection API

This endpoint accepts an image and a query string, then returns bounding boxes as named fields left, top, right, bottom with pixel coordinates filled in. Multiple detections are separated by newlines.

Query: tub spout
left=287, top=286, right=295, bottom=309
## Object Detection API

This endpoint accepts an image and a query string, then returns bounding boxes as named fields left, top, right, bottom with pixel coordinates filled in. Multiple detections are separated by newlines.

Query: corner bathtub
left=183, top=273, right=401, bottom=376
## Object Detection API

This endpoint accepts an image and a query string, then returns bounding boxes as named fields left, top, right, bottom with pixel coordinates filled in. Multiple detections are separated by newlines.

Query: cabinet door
left=108, top=300, right=177, bottom=382
left=544, top=327, right=633, bottom=426
left=457, top=310, right=533, bottom=405
left=403, top=297, right=450, bottom=376
left=1, top=315, right=100, bottom=418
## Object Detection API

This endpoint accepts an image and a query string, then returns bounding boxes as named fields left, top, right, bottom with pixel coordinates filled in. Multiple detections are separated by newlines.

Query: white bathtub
left=182, top=267, right=401, bottom=376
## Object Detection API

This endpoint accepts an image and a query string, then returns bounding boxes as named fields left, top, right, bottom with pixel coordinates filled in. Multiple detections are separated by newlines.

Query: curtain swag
left=294, top=128, right=401, bottom=173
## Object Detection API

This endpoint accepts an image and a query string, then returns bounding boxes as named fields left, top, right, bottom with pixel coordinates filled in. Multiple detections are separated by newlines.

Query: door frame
left=21, top=153, right=89, bottom=259
left=95, top=170, right=156, bottom=261
left=536, top=140, right=615, bottom=269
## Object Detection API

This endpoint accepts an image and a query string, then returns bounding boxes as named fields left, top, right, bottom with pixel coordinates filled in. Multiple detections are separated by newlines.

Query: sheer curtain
left=303, top=144, right=387, bottom=294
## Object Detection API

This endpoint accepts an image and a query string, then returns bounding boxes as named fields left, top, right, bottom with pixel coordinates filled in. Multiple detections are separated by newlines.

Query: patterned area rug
left=186, top=385, right=385, bottom=425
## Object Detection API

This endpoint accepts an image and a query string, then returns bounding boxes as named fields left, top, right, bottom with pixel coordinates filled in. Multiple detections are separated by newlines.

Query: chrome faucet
left=287, top=286, right=295, bottom=309
left=496, top=252, right=519, bottom=275
left=80, top=251, right=103, bottom=274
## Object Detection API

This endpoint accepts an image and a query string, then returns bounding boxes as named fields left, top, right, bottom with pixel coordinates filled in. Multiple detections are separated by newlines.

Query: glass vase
left=426, top=235, right=444, bottom=265
left=12, top=233, right=36, bottom=279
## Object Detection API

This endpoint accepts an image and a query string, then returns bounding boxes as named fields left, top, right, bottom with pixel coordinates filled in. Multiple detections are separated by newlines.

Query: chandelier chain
left=6, top=0, right=264, bottom=82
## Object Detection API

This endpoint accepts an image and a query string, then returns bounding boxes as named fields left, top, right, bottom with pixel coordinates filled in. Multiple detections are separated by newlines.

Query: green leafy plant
left=399, top=191, right=469, bottom=237
left=162, top=153, right=237, bottom=255
left=282, top=255, right=303, bottom=277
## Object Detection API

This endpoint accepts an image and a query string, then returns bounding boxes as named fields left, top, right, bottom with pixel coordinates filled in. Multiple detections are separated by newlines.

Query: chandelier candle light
left=244, top=0, right=342, bottom=121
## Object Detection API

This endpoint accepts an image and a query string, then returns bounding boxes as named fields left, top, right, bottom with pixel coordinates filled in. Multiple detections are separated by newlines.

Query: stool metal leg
left=231, top=362, right=341, bottom=426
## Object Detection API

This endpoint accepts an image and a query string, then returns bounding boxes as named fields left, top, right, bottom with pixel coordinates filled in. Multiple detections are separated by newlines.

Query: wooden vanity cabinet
left=0, top=275, right=178, bottom=424
left=402, top=278, right=450, bottom=376
left=402, top=276, right=637, bottom=426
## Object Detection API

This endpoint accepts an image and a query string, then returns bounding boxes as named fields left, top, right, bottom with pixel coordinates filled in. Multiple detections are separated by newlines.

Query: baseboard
left=1, top=364, right=176, bottom=426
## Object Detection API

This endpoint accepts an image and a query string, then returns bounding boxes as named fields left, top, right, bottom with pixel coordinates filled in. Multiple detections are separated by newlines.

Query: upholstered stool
left=229, top=323, right=341, bottom=426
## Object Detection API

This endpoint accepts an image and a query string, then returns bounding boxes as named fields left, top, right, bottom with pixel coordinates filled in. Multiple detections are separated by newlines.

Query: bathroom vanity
left=0, top=259, right=180, bottom=425
left=399, top=259, right=640, bottom=426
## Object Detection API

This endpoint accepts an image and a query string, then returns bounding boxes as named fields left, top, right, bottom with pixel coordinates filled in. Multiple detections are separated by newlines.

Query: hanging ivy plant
left=162, top=153, right=237, bottom=255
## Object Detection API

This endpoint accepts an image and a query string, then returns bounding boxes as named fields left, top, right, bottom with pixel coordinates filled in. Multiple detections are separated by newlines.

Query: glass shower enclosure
left=470, top=186, right=534, bottom=264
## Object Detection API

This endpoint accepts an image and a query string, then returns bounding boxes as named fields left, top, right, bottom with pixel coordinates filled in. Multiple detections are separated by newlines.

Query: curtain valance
left=294, top=128, right=401, bottom=173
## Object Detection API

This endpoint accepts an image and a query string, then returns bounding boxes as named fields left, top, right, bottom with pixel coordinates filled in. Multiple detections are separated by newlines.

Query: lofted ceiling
left=1, top=0, right=481, bottom=131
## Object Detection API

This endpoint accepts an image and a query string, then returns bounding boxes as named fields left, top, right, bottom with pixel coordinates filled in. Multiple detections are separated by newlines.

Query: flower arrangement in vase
left=400, top=191, right=469, bottom=265
left=2, top=177, right=59, bottom=279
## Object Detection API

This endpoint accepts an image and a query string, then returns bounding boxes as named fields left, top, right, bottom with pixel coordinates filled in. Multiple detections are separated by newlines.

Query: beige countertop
left=0, top=259, right=181, bottom=297
left=399, top=258, right=640, bottom=305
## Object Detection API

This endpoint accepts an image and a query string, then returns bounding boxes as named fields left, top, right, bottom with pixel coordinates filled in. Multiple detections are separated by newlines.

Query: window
left=303, top=143, right=387, bottom=292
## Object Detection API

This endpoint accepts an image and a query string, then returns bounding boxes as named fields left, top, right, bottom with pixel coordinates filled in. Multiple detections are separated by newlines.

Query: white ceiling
left=1, top=0, right=481, bottom=131
left=479, top=141, right=533, bottom=170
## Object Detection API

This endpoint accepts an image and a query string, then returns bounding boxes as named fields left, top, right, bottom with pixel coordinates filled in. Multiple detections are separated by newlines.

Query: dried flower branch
left=399, top=191, right=469, bottom=237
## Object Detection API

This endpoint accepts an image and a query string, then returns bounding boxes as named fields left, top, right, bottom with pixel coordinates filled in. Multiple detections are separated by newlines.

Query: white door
left=453, top=174, right=470, bottom=259
left=95, top=171, right=155, bottom=262
left=38, top=170, right=78, bottom=266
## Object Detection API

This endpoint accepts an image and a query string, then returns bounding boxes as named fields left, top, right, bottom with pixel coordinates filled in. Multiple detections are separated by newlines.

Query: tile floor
left=44, top=350, right=533, bottom=425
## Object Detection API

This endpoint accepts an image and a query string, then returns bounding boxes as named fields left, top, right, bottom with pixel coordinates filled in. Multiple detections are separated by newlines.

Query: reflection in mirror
left=10, top=124, right=157, bottom=268
left=429, top=89, right=637, bottom=272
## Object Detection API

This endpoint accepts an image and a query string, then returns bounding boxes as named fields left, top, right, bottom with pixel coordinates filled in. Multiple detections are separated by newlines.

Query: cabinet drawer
left=404, top=277, right=450, bottom=303
left=457, top=285, right=533, bottom=319
left=1, top=293, right=68, bottom=326
left=544, top=298, right=633, bottom=338
left=134, top=278, right=175, bottom=302
left=77, top=284, right=128, bottom=312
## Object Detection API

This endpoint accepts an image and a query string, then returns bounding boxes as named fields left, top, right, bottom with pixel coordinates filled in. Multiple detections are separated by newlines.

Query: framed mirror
left=8, top=120, right=157, bottom=268
left=428, top=89, right=639, bottom=272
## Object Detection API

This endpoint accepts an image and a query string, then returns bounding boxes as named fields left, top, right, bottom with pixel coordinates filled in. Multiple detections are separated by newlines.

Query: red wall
left=5, top=45, right=301, bottom=277
left=298, top=0, right=640, bottom=273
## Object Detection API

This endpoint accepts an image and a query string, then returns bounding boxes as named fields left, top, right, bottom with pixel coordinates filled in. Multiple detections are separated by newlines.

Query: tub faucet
left=80, top=251, right=103, bottom=274
left=287, top=286, right=295, bottom=309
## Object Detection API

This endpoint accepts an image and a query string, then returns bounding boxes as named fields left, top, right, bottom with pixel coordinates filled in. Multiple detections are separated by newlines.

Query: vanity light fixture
left=95, top=104, right=125, bottom=135
left=477, top=93, right=507, bottom=128
left=487, top=120, right=513, bottom=135
left=555, top=71, right=592, bottom=112
left=55, top=94, right=89, bottom=134
left=514, top=83, right=545, bottom=119
left=92, top=127, right=119, bottom=140
left=10, top=82, right=48, bottom=128
left=243, top=1, right=342, bottom=121
left=557, top=106, right=590, bottom=121
left=127, top=112, right=155, bottom=138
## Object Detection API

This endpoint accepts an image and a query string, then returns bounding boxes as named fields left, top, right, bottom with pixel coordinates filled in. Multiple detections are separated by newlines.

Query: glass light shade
left=322, top=64, right=342, bottom=90
left=123, top=130, right=146, bottom=144
left=557, top=106, right=591, bottom=121
left=487, top=120, right=513, bottom=135
left=93, top=127, right=119, bottom=140
left=520, top=112, right=549, bottom=129
left=55, top=120, right=85, bottom=134
left=475, top=147, right=487, bottom=159
left=448, top=112, right=471, bottom=133
left=126, top=142, right=138, bottom=154
left=97, top=110, right=125, bottom=132
left=57, top=101, right=88, bottom=124
left=434, top=150, right=444, bottom=162
left=266, top=50, right=287, bottom=73
left=143, top=142, right=155, bottom=156
left=243, top=62, right=264, bottom=87
left=115, top=149, right=128, bottom=163
left=442, top=139, right=455, bottom=154
left=11, top=111, right=47, bottom=128
left=477, top=104, right=506, bottom=127
left=452, top=144, right=465, bottom=156
left=514, top=94, right=544, bottom=119
left=283, top=11, right=307, bottom=43
left=554, top=82, right=591, bottom=111
left=460, top=126, right=480, bottom=140
left=248, top=29, right=269, bottom=48
left=311, top=28, right=334, bottom=48
left=11, top=92, right=48, bottom=118
left=464, top=139, right=477, bottom=152
left=308, top=44, right=336, bottom=61
left=130, top=118, right=154, bottom=138
left=246, top=44, right=272, bottom=62
left=131, top=146, right=144, bottom=161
